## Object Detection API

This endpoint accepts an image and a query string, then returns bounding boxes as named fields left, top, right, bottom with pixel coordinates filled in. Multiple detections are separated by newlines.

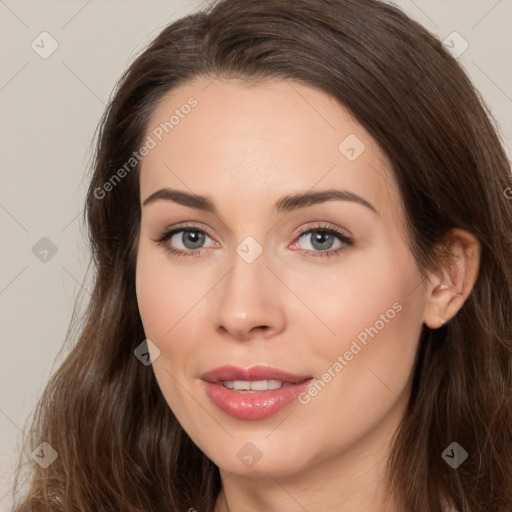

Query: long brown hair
left=12, top=0, right=512, bottom=510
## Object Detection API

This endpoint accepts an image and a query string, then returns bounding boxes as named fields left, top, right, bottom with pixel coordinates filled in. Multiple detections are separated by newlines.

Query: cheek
left=135, top=242, right=203, bottom=340
left=135, top=247, right=199, bottom=418
left=329, top=257, right=424, bottom=405
left=311, top=241, right=425, bottom=388
left=135, top=251, right=170, bottom=340
left=135, top=244, right=209, bottom=395
left=308, top=243, right=421, bottom=341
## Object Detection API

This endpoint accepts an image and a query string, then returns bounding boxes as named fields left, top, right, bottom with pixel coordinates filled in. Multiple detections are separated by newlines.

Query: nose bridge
left=214, top=237, right=285, bottom=338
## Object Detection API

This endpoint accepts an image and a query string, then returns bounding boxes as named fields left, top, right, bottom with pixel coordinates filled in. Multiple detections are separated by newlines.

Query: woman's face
left=136, top=77, right=428, bottom=477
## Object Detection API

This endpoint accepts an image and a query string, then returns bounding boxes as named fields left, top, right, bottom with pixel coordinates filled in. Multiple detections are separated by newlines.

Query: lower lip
left=202, top=379, right=313, bottom=420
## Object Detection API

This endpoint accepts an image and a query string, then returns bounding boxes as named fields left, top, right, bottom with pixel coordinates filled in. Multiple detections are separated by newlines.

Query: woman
left=12, top=0, right=512, bottom=510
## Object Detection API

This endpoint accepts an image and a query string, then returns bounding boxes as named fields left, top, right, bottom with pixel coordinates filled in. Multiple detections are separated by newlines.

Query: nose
left=214, top=248, right=286, bottom=341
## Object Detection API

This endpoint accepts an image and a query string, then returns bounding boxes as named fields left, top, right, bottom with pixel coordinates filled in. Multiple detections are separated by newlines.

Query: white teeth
left=249, top=379, right=280, bottom=391
left=221, top=380, right=285, bottom=391
left=233, top=380, right=251, bottom=390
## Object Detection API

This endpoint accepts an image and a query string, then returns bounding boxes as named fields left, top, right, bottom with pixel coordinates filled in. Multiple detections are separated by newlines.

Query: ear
left=423, top=228, right=481, bottom=329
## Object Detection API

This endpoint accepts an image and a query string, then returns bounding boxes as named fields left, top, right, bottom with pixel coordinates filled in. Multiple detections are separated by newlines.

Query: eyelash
left=153, top=222, right=354, bottom=260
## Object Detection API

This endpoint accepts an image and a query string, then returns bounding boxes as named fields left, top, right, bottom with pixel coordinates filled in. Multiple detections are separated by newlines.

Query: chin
left=201, top=436, right=312, bottom=477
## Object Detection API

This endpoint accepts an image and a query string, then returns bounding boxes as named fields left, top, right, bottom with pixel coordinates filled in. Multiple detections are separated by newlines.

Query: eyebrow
left=142, top=188, right=378, bottom=215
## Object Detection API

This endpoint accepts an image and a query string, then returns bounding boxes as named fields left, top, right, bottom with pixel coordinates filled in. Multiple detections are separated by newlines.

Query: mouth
left=200, top=364, right=312, bottom=385
left=218, top=379, right=296, bottom=392
left=200, top=365, right=314, bottom=420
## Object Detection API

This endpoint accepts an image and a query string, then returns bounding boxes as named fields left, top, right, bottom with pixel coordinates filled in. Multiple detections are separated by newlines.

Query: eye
left=153, top=223, right=217, bottom=258
left=153, top=222, right=354, bottom=259
left=292, top=224, right=354, bottom=259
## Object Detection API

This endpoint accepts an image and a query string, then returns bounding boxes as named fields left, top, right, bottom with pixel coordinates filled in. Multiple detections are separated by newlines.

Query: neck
left=214, top=400, right=405, bottom=512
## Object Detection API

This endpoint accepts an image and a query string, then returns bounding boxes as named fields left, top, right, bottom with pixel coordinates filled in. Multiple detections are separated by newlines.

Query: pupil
left=312, top=230, right=334, bottom=250
left=184, top=231, right=205, bottom=249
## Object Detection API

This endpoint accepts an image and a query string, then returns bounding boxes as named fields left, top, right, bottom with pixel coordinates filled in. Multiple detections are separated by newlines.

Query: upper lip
left=200, top=365, right=312, bottom=384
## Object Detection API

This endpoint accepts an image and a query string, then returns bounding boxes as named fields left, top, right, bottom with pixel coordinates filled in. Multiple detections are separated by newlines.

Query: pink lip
left=200, top=365, right=313, bottom=420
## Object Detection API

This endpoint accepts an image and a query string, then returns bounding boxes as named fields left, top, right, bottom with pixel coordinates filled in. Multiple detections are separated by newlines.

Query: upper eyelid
left=162, top=221, right=348, bottom=235
left=295, top=222, right=351, bottom=236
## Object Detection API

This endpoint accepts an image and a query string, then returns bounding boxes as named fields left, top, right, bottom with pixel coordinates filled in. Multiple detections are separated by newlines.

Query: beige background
left=1, top=0, right=511, bottom=509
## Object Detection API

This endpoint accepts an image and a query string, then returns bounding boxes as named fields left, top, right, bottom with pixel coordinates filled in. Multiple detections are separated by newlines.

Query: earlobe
left=422, top=228, right=481, bottom=329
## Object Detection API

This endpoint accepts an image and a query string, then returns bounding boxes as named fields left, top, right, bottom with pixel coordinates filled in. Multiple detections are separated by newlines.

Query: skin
left=135, top=77, right=481, bottom=512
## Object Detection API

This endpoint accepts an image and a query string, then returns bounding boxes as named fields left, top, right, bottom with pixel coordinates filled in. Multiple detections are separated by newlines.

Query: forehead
left=139, top=77, right=400, bottom=220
